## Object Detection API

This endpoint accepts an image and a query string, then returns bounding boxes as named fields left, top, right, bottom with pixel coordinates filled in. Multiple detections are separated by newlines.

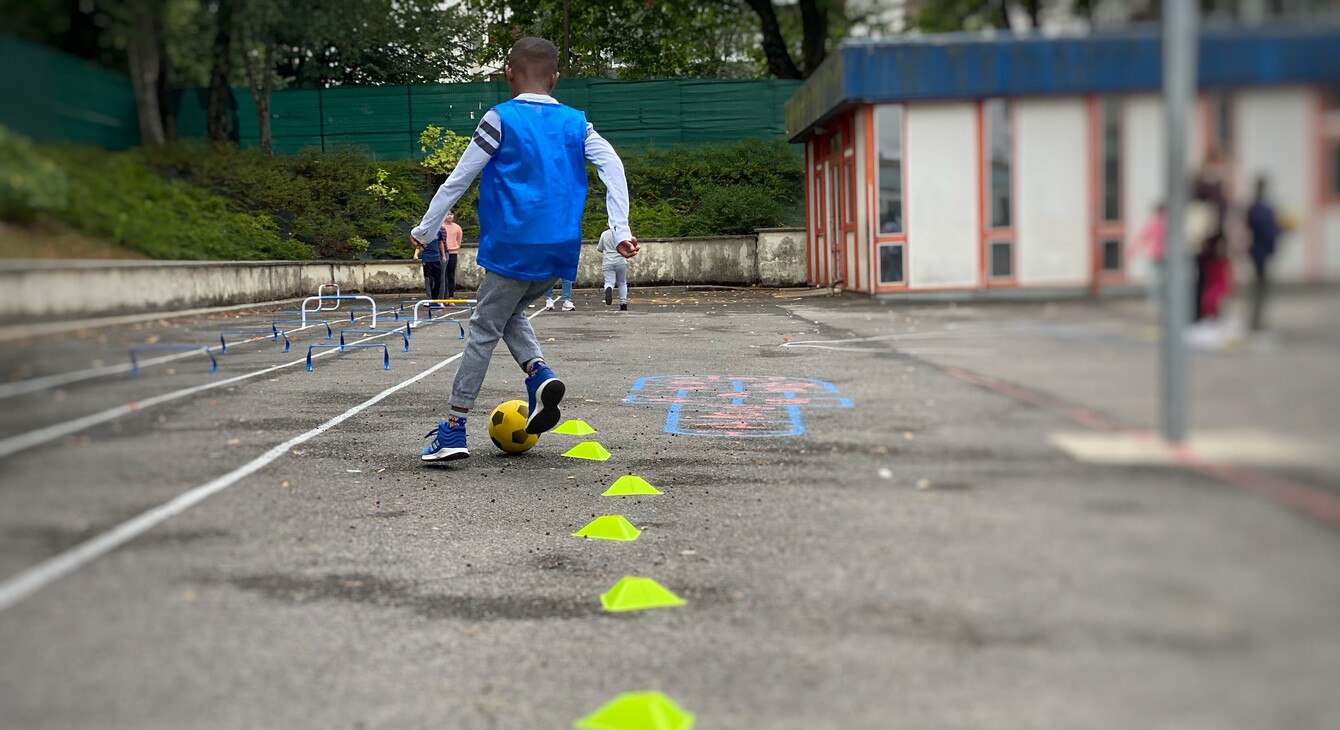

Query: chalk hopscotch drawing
left=623, top=375, right=853, bottom=437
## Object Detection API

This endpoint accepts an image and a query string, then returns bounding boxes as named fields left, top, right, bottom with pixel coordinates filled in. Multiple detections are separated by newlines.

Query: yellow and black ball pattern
left=488, top=399, right=538, bottom=454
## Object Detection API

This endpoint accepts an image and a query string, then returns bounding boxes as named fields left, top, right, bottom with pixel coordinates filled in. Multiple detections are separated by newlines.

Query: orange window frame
left=1089, top=95, right=1127, bottom=287
left=977, top=99, right=1017, bottom=288
left=868, top=104, right=908, bottom=291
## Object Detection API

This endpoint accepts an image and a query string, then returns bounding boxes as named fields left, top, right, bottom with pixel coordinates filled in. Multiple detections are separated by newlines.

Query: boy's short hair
left=508, top=37, right=559, bottom=76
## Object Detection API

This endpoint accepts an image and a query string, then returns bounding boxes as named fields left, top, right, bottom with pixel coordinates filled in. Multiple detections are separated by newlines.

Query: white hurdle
left=315, top=282, right=341, bottom=311
left=411, top=299, right=477, bottom=328
left=301, top=295, right=378, bottom=327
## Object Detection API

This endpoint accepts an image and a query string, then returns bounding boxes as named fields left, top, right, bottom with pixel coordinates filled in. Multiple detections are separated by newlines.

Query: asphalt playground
left=1, top=286, right=1339, bottom=729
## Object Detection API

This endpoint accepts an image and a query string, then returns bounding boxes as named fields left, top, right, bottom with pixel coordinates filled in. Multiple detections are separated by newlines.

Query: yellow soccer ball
left=488, top=399, right=538, bottom=454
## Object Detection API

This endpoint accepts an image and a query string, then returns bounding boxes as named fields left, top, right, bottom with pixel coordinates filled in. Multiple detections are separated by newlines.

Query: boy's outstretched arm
left=410, top=115, right=502, bottom=244
left=584, top=126, right=637, bottom=256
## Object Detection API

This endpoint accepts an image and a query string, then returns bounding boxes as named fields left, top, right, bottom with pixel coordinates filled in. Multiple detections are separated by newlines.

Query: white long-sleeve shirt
left=595, top=229, right=626, bottom=267
left=411, top=93, right=632, bottom=246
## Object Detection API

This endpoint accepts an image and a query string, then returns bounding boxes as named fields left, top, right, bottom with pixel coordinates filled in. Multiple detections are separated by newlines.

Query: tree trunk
left=244, top=44, right=274, bottom=155
left=125, top=10, right=166, bottom=146
left=1022, top=0, right=1044, bottom=28
left=797, top=0, right=828, bottom=76
left=744, top=0, right=802, bottom=79
left=156, top=12, right=176, bottom=142
left=207, top=0, right=236, bottom=145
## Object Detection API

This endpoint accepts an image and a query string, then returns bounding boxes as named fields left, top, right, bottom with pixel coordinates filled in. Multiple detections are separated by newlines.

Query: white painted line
left=0, top=351, right=464, bottom=612
left=0, top=306, right=542, bottom=611
left=0, top=311, right=463, bottom=460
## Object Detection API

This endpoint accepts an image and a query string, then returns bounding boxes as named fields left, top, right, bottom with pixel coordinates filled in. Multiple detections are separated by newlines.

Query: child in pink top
left=1135, top=203, right=1167, bottom=310
left=443, top=210, right=463, bottom=297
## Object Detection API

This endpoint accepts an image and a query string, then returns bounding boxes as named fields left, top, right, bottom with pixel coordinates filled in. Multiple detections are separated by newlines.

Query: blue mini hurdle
left=306, top=343, right=390, bottom=372
left=129, top=345, right=218, bottom=377
left=340, top=326, right=410, bottom=352
left=350, top=307, right=402, bottom=321
left=271, top=320, right=333, bottom=339
left=219, top=329, right=290, bottom=354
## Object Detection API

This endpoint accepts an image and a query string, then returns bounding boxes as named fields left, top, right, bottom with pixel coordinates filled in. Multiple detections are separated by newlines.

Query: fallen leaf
left=227, top=438, right=241, bottom=446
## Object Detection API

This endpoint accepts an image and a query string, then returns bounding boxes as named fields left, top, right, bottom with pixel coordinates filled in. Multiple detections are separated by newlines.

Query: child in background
left=545, top=279, right=576, bottom=311
left=442, top=210, right=463, bottom=298
left=410, top=37, right=638, bottom=462
left=1199, top=233, right=1233, bottom=320
left=412, top=222, right=447, bottom=300
left=1135, top=202, right=1166, bottom=312
left=597, top=228, right=629, bottom=310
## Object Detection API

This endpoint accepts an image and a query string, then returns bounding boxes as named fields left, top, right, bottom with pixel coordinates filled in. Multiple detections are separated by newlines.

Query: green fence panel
left=2, top=37, right=801, bottom=156
left=410, top=81, right=508, bottom=142
left=323, top=86, right=410, bottom=135
left=0, top=35, right=139, bottom=150
left=0, top=37, right=55, bottom=140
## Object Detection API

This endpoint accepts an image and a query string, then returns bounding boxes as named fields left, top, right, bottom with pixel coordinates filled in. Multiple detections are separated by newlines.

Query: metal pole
left=1161, top=0, right=1198, bottom=443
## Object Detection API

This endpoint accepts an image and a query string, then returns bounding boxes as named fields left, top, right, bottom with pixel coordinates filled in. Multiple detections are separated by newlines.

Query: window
left=1102, top=97, right=1122, bottom=222
left=878, top=243, right=904, bottom=284
left=990, top=241, right=1013, bottom=279
left=985, top=99, right=1012, bottom=229
left=876, top=105, right=904, bottom=235
left=1102, top=239, right=1122, bottom=272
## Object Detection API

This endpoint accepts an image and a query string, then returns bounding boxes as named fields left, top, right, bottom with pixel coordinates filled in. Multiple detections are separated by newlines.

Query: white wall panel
left=1234, top=87, right=1315, bottom=282
left=1325, top=209, right=1340, bottom=278
left=907, top=102, right=979, bottom=287
left=1015, top=98, right=1090, bottom=286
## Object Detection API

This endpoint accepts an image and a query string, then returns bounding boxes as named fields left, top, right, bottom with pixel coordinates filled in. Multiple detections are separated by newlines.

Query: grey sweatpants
left=602, top=260, right=628, bottom=304
left=449, top=270, right=557, bottom=411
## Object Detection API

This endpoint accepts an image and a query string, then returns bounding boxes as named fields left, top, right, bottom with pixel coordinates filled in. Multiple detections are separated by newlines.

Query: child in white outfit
left=597, top=229, right=628, bottom=310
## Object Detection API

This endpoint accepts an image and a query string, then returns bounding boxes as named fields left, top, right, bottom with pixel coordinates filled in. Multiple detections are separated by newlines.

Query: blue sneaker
left=422, top=417, right=469, bottom=461
left=523, top=363, right=565, bottom=435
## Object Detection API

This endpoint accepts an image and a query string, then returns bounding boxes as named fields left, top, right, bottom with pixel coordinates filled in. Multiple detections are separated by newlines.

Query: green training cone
left=600, top=576, right=686, bottom=613
left=573, top=691, right=696, bottom=730
left=573, top=515, right=641, bottom=541
left=563, top=441, right=612, bottom=461
left=554, top=419, right=597, bottom=435
left=602, top=474, right=662, bottom=496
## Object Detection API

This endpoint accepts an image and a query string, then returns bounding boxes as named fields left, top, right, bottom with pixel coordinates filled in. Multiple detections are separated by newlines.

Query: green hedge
left=1, top=126, right=312, bottom=260
left=3, top=129, right=803, bottom=261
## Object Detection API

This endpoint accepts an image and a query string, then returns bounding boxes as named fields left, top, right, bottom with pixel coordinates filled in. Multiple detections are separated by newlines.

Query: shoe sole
left=605, top=287, right=612, bottom=305
left=525, top=378, right=565, bottom=434
left=421, top=448, right=469, bottom=462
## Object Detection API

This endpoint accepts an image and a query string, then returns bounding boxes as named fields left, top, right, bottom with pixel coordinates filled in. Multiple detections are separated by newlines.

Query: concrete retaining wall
left=0, top=229, right=807, bottom=319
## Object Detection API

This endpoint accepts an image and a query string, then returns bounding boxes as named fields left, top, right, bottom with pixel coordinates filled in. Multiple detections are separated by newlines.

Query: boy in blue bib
left=411, top=37, right=639, bottom=462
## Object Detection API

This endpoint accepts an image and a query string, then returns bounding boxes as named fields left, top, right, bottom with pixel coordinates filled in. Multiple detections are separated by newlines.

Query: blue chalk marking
left=626, top=375, right=852, bottom=438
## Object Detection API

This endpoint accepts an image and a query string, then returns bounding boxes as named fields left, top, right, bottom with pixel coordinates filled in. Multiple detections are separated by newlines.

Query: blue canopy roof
left=786, top=25, right=1340, bottom=142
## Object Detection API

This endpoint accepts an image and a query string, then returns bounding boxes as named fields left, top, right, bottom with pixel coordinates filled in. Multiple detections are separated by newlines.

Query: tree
left=107, top=0, right=169, bottom=145
left=206, top=0, right=237, bottom=144
left=910, top=0, right=1104, bottom=32
left=467, top=0, right=759, bottom=80
left=235, top=0, right=280, bottom=154
left=742, top=0, right=838, bottom=79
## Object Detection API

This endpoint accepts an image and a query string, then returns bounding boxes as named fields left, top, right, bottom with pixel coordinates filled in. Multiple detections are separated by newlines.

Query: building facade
left=784, top=28, right=1340, bottom=296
